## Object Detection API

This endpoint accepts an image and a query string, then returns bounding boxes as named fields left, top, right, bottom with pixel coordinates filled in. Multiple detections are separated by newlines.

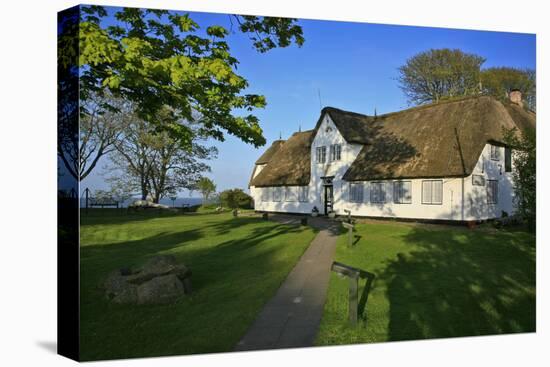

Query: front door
left=324, top=185, right=334, bottom=215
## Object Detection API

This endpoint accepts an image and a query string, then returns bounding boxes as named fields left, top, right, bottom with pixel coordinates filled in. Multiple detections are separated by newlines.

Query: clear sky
left=82, top=7, right=536, bottom=197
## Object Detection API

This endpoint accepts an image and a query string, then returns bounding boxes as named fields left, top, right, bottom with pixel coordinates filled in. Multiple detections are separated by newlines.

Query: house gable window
left=490, top=145, right=500, bottom=161
left=298, top=186, right=308, bottom=202
left=422, top=180, right=443, bottom=205
left=505, top=147, right=512, bottom=172
left=285, top=187, right=297, bottom=202
left=316, top=146, right=327, bottom=163
left=272, top=187, right=282, bottom=202
left=370, top=182, right=386, bottom=203
left=487, top=180, right=498, bottom=204
left=329, top=144, right=342, bottom=161
left=349, top=183, right=364, bottom=203
left=393, top=181, right=412, bottom=204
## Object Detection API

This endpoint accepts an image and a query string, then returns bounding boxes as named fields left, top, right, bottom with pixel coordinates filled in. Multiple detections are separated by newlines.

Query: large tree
left=63, top=5, right=304, bottom=151
left=481, top=67, right=536, bottom=111
left=398, top=48, right=486, bottom=105
left=106, top=109, right=217, bottom=203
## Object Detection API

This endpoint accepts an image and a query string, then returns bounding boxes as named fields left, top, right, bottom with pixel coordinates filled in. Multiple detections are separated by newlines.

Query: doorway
left=324, top=185, right=334, bottom=215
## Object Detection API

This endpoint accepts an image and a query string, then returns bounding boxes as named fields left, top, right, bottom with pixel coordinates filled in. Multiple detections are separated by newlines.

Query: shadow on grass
left=358, top=271, right=376, bottom=321
left=381, top=227, right=536, bottom=341
left=79, top=216, right=317, bottom=360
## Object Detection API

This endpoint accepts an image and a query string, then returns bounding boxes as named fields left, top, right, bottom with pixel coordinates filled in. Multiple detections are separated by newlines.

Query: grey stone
left=103, top=256, right=192, bottom=304
left=137, top=274, right=185, bottom=304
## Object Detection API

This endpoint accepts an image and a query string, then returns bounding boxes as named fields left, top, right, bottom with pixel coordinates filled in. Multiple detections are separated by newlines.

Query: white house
left=249, top=94, right=535, bottom=222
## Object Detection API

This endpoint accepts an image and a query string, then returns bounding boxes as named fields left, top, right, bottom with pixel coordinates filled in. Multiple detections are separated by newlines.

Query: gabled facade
left=249, top=95, right=535, bottom=222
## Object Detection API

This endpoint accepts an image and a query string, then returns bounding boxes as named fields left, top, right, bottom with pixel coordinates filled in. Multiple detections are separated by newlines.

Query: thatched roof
left=255, top=140, right=285, bottom=164
left=250, top=130, right=314, bottom=187
left=250, top=96, right=535, bottom=186
left=342, top=96, right=535, bottom=180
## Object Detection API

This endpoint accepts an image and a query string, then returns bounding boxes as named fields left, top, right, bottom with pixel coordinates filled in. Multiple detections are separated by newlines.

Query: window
left=316, top=146, right=326, bottom=163
left=422, top=180, right=443, bottom=205
left=505, top=147, right=512, bottom=172
left=329, top=144, right=342, bottom=161
left=349, top=183, right=364, bottom=203
left=393, top=181, right=412, bottom=204
left=370, top=182, right=386, bottom=203
left=261, top=188, right=270, bottom=202
left=285, top=187, right=297, bottom=202
left=298, top=186, right=309, bottom=202
left=272, top=187, right=282, bottom=202
left=490, top=145, right=500, bottom=160
left=487, top=180, right=498, bottom=204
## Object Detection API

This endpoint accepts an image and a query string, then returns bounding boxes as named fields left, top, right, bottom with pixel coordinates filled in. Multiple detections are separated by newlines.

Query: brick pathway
left=235, top=215, right=339, bottom=351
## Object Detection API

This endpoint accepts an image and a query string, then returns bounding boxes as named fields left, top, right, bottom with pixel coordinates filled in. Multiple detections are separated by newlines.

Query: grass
left=316, top=221, right=535, bottom=346
left=79, top=209, right=317, bottom=361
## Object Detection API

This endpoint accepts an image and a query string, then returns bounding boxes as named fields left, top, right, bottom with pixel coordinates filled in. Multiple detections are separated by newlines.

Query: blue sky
left=82, top=7, right=536, bottom=197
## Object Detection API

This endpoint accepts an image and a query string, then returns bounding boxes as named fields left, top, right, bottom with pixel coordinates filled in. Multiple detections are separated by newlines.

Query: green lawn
left=79, top=210, right=317, bottom=361
left=316, top=221, right=536, bottom=345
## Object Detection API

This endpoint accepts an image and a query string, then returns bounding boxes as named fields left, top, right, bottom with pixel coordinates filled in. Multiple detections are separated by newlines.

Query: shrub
left=219, top=189, right=253, bottom=209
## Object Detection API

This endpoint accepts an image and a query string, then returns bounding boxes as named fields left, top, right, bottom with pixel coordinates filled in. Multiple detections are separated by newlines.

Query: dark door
left=324, top=185, right=334, bottom=215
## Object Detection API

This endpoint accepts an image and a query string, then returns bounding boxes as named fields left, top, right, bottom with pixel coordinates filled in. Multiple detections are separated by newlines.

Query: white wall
left=250, top=114, right=515, bottom=221
left=250, top=113, right=362, bottom=214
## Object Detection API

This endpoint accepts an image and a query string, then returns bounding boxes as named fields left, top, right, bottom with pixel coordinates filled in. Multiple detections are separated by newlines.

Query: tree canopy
left=481, top=67, right=536, bottom=111
left=503, top=127, right=536, bottom=231
left=195, top=177, right=217, bottom=204
left=398, top=48, right=486, bottom=105
left=62, top=5, right=304, bottom=150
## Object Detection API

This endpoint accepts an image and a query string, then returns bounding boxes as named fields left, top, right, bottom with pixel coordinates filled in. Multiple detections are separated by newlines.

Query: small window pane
left=422, top=180, right=442, bottom=204
left=487, top=180, right=498, bottom=204
left=273, top=187, right=282, bottom=202
left=285, top=187, right=297, bottom=202
left=370, top=182, right=386, bottom=203
left=298, top=186, right=308, bottom=202
left=349, top=183, right=364, bottom=203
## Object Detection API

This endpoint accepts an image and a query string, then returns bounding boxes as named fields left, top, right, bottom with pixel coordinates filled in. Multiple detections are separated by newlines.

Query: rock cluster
left=103, top=255, right=192, bottom=304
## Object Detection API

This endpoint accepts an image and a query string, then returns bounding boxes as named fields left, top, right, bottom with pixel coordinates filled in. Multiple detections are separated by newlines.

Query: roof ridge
left=323, top=95, right=495, bottom=121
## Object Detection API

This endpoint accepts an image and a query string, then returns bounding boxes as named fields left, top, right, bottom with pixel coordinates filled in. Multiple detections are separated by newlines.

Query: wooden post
left=342, top=221, right=354, bottom=247
left=331, top=261, right=365, bottom=325
left=344, top=209, right=351, bottom=223
left=349, top=276, right=358, bottom=325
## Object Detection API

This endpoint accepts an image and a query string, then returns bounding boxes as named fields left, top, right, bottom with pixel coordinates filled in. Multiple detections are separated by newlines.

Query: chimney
left=509, top=89, right=523, bottom=107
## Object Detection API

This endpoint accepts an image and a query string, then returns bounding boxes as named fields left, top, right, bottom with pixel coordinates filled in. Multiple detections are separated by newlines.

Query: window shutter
left=404, top=181, right=412, bottom=203
left=433, top=181, right=442, bottom=204
left=422, top=181, right=431, bottom=204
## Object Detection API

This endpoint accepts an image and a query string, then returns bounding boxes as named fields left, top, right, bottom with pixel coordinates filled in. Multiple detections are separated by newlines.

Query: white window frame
left=284, top=186, right=298, bottom=202
left=298, top=186, right=309, bottom=202
left=487, top=180, right=498, bottom=204
left=316, top=146, right=327, bottom=164
left=329, top=144, right=342, bottom=161
left=370, top=182, right=386, bottom=203
left=272, top=187, right=282, bottom=202
left=393, top=181, right=412, bottom=204
left=422, top=180, right=443, bottom=205
left=349, top=183, right=364, bottom=203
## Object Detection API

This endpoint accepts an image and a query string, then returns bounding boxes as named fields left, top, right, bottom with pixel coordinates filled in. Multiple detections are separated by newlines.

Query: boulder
left=102, top=256, right=192, bottom=304
left=137, top=274, right=185, bottom=304
left=104, top=269, right=139, bottom=304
